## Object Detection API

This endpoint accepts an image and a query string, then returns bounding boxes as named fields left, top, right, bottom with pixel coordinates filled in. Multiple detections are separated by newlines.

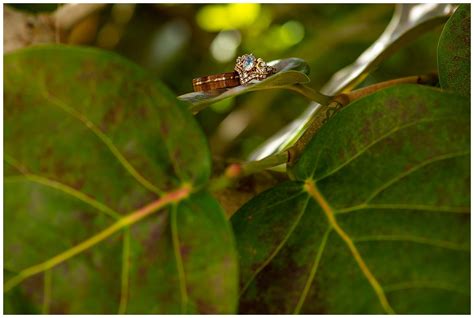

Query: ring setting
left=234, top=54, right=276, bottom=85
left=192, top=53, right=276, bottom=92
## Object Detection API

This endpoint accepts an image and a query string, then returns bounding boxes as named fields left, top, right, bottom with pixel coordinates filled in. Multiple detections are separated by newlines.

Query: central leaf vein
left=3, top=185, right=191, bottom=294
left=41, top=88, right=164, bottom=196
left=4, top=156, right=120, bottom=220
left=304, top=179, right=395, bottom=314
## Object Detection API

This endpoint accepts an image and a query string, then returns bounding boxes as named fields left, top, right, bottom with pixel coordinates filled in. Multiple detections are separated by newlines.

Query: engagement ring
left=192, top=53, right=276, bottom=92
left=234, top=54, right=276, bottom=85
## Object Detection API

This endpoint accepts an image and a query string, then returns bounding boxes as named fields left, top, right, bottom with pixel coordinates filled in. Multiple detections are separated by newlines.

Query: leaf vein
left=364, top=150, right=470, bottom=203
left=41, top=89, right=164, bottom=196
left=304, top=180, right=395, bottom=314
left=384, top=281, right=469, bottom=295
left=118, top=229, right=131, bottom=314
left=171, top=204, right=189, bottom=313
left=3, top=166, right=121, bottom=220
left=3, top=186, right=191, bottom=293
left=240, top=195, right=311, bottom=296
left=42, top=270, right=52, bottom=314
left=353, top=235, right=469, bottom=252
left=315, top=117, right=455, bottom=181
left=294, top=227, right=332, bottom=314
left=336, top=204, right=469, bottom=214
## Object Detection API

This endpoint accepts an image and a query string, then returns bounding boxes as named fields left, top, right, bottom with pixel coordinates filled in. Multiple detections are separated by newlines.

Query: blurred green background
left=9, top=3, right=444, bottom=161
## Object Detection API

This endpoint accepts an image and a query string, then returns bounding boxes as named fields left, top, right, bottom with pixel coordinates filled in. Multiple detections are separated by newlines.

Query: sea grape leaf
left=231, top=85, right=470, bottom=314
left=178, top=58, right=310, bottom=112
left=125, top=191, right=237, bottom=314
left=4, top=45, right=238, bottom=314
left=438, top=4, right=470, bottom=97
left=4, top=268, right=39, bottom=314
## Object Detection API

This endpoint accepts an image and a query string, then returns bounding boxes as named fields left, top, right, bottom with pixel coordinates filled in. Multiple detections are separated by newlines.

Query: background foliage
left=4, top=3, right=471, bottom=314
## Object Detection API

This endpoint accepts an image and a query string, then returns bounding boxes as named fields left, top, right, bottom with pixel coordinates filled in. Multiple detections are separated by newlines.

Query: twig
left=54, top=3, right=106, bottom=31
left=3, top=4, right=107, bottom=53
left=288, top=73, right=439, bottom=165
left=287, top=84, right=332, bottom=105
left=335, top=73, right=439, bottom=105
left=209, top=151, right=289, bottom=192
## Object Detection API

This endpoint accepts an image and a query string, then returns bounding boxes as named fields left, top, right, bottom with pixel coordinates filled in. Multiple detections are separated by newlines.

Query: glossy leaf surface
left=4, top=46, right=237, bottom=314
left=232, top=85, right=470, bottom=314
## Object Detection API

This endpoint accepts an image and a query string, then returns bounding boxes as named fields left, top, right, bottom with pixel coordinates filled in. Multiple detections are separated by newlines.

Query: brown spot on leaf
left=180, top=244, right=191, bottom=260
left=196, top=298, right=218, bottom=314
left=100, top=101, right=124, bottom=132
left=160, top=122, right=169, bottom=137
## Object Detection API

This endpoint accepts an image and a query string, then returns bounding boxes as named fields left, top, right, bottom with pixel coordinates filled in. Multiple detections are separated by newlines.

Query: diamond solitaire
left=234, top=54, right=276, bottom=85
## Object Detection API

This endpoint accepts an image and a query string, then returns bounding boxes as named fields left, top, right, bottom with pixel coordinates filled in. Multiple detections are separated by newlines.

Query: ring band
left=191, top=54, right=276, bottom=92
left=192, top=72, right=240, bottom=92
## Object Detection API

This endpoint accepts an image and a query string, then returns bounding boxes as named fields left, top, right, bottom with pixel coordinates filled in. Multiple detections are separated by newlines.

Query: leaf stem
left=4, top=185, right=191, bottom=293
left=288, top=100, right=343, bottom=164
left=287, top=84, right=332, bottom=105
left=288, top=73, right=439, bottom=165
left=338, top=73, right=439, bottom=105
left=209, top=151, right=289, bottom=192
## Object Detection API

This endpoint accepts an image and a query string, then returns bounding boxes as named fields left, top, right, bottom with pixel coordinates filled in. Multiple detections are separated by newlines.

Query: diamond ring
left=234, top=53, right=276, bottom=85
left=191, top=53, right=276, bottom=92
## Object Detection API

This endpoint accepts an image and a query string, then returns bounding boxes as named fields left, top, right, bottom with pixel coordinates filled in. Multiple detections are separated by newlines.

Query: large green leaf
left=4, top=45, right=238, bottom=314
left=178, top=58, right=315, bottom=113
left=231, top=85, right=470, bottom=314
left=438, top=4, right=470, bottom=97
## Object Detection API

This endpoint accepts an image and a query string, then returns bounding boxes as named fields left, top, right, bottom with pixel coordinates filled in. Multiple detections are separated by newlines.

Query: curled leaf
left=178, top=57, right=311, bottom=113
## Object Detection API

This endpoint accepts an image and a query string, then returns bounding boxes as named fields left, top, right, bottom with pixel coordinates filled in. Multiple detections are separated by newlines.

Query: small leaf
left=438, top=4, right=470, bottom=97
left=4, top=45, right=237, bottom=313
left=178, top=58, right=310, bottom=112
left=232, top=85, right=470, bottom=314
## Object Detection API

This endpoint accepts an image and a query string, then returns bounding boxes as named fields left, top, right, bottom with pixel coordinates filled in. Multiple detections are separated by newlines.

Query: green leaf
left=4, top=269, right=40, bottom=314
left=231, top=85, right=470, bottom=314
left=178, top=58, right=311, bottom=113
left=438, top=4, right=470, bottom=97
left=119, top=191, right=238, bottom=314
left=4, top=45, right=237, bottom=314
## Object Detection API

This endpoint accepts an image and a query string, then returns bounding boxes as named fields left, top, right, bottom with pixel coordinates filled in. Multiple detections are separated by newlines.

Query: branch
left=3, top=4, right=107, bottom=53
left=287, top=84, right=332, bottom=105
left=288, top=73, right=439, bottom=165
left=54, top=3, right=106, bottom=31
left=209, top=151, right=289, bottom=192
left=335, top=73, right=439, bottom=105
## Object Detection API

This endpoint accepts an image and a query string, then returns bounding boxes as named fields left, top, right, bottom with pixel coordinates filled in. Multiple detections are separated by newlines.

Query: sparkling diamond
left=243, top=54, right=255, bottom=71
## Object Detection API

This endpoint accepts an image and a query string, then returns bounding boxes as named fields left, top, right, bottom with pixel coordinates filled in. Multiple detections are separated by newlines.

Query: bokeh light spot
left=210, top=30, right=241, bottom=63
left=196, top=3, right=260, bottom=31
left=280, top=20, right=305, bottom=46
left=97, top=23, right=121, bottom=49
